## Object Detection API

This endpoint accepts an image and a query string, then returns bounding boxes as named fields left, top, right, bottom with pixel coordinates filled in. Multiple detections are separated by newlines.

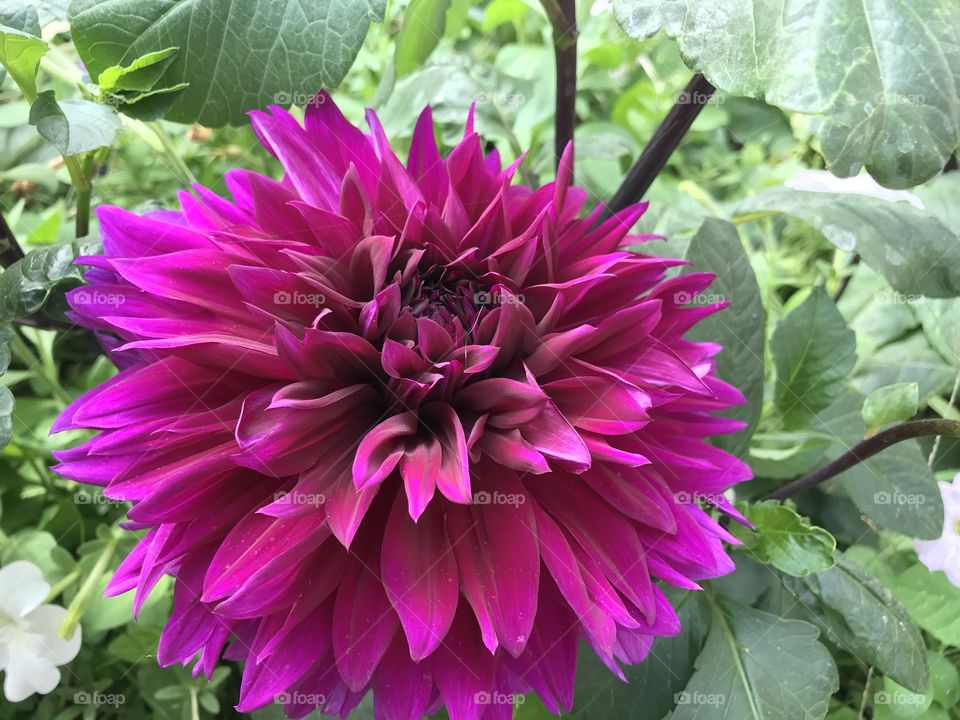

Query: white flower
left=0, top=561, right=81, bottom=702
left=915, top=475, right=960, bottom=588
left=785, top=169, right=925, bottom=209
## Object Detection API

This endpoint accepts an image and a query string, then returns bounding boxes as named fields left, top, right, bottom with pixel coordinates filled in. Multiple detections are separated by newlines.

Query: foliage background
left=1, top=1, right=959, bottom=719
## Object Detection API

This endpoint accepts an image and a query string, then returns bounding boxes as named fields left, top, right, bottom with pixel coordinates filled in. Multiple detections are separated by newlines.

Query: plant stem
left=45, top=567, right=81, bottom=603
left=764, top=419, right=960, bottom=501
left=60, top=537, right=117, bottom=639
left=8, top=331, right=72, bottom=406
left=189, top=687, right=200, bottom=720
left=149, top=121, right=198, bottom=186
left=930, top=371, right=960, bottom=465
left=542, top=0, right=577, bottom=169
left=858, top=667, right=874, bottom=720
left=63, top=156, right=93, bottom=238
left=602, top=73, right=716, bottom=220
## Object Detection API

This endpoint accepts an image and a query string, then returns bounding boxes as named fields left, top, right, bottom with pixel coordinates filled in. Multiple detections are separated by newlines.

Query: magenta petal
left=333, top=554, right=398, bottom=691
left=447, top=474, right=539, bottom=657
left=352, top=413, right=417, bottom=489
left=381, top=497, right=459, bottom=660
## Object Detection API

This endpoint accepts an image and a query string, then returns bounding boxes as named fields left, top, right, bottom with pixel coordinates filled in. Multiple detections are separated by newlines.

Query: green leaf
left=97, top=47, right=180, bottom=92
left=886, top=563, right=960, bottom=647
left=675, top=593, right=838, bottom=720
left=570, top=591, right=710, bottom=719
left=854, top=333, right=954, bottom=403
left=741, top=189, right=960, bottom=298
left=395, top=0, right=451, bottom=77
left=911, top=298, right=960, bottom=365
left=731, top=501, right=836, bottom=577
left=29, top=91, right=121, bottom=157
left=785, top=556, right=928, bottom=693
left=772, top=288, right=856, bottom=428
left=0, top=240, right=98, bottom=322
left=929, top=652, right=960, bottom=710
left=873, top=677, right=934, bottom=720
left=0, top=3, right=41, bottom=37
left=684, top=219, right=764, bottom=457
left=68, top=0, right=387, bottom=126
left=862, top=383, right=919, bottom=429
left=0, top=24, right=49, bottom=101
left=612, top=0, right=960, bottom=189
left=0, top=528, right=75, bottom=584
left=834, top=439, right=943, bottom=539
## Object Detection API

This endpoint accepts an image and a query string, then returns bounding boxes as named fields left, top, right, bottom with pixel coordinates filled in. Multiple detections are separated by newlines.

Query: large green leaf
left=570, top=591, right=710, bottom=719
left=0, top=24, right=48, bottom=101
left=887, top=563, right=960, bottom=647
left=684, top=218, right=764, bottom=457
left=771, top=288, right=856, bottom=428
left=675, top=593, right=838, bottom=720
left=67, top=0, right=387, bottom=126
left=613, top=0, right=960, bottom=189
left=29, top=91, right=121, bottom=156
left=834, top=439, right=943, bottom=539
left=784, top=556, right=928, bottom=693
left=730, top=501, right=836, bottom=577
left=741, top=189, right=960, bottom=298
left=0, top=241, right=98, bottom=322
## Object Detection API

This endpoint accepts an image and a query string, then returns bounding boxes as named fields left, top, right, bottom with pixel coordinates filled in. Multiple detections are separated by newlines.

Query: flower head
left=915, top=474, right=960, bottom=587
left=54, top=92, right=750, bottom=719
left=0, top=561, right=81, bottom=702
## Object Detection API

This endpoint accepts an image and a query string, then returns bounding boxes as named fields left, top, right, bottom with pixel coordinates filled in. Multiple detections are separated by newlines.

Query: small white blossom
left=0, top=561, right=81, bottom=702
left=915, top=475, right=960, bottom=588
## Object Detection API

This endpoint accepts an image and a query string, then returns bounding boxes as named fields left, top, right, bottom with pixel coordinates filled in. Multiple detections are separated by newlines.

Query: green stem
left=45, top=567, right=81, bottom=603
left=60, top=537, right=117, bottom=639
left=189, top=687, right=200, bottom=720
left=63, top=156, right=92, bottom=238
left=731, top=210, right=780, bottom=225
left=8, top=331, right=71, bottom=406
left=148, top=121, right=198, bottom=186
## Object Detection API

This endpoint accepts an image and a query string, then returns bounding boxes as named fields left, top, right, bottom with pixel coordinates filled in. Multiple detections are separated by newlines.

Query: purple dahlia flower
left=53, top=92, right=751, bottom=719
